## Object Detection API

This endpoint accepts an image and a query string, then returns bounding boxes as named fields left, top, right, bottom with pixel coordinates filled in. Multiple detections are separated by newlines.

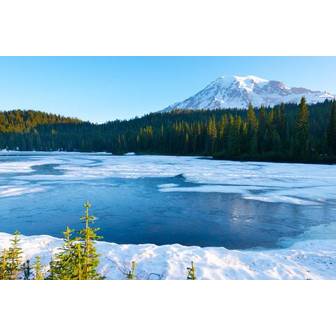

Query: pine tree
left=257, top=106, right=266, bottom=153
left=247, top=103, right=258, bottom=154
left=247, top=103, right=258, bottom=130
left=33, top=256, right=44, bottom=280
left=294, top=97, right=310, bottom=158
left=7, top=231, right=23, bottom=280
left=50, top=203, right=103, bottom=280
left=72, top=242, right=84, bottom=280
left=79, top=201, right=102, bottom=280
left=0, top=248, right=9, bottom=280
left=278, top=103, right=287, bottom=141
left=206, top=116, right=217, bottom=153
left=48, top=226, right=78, bottom=279
left=227, top=115, right=242, bottom=155
left=327, top=100, right=336, bottom=155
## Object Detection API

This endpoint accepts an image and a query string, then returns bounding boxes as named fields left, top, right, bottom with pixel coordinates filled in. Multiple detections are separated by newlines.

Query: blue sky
left=0, top=57, right=335, bottom=123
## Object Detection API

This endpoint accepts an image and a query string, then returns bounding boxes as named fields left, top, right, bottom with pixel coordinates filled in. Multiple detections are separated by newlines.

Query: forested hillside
left=0, top=99, right=336, bottom=163
left=0, top=110, right=81, bottom=132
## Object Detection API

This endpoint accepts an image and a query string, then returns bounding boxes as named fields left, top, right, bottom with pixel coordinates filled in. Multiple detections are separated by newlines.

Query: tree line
left=0, top=98, right=336, bottom=163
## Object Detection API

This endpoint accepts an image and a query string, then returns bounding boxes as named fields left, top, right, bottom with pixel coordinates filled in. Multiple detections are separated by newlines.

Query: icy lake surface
left=0, top=152, right=336, bottom=249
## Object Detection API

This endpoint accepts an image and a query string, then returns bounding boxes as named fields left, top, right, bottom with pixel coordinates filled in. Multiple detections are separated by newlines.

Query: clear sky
left=0, top=56, right=335, bottom=123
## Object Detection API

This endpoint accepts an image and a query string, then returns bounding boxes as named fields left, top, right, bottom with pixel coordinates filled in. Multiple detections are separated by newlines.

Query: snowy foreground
left=0, top=232, right=335, bottom=280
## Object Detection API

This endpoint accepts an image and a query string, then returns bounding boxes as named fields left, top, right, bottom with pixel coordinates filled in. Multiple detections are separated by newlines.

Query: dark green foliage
left=22, top=260, right=32, bottom=280
left=294, top=97, right=310, bottom=158
left=327, top=100, right=336, bottom=155
left=1, top=100, right=336, bottom=163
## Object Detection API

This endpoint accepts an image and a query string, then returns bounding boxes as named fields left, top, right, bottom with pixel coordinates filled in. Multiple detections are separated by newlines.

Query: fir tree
left=257, top=106, right=266, bottom=153
left=72, top=242, right=84, bottom=280
left=0, top=248, right=9, bottom=280
left=33, top=256, right=44, bottom=280
left=247, top=103, right=258, bottom=154
left=49, top=203, right=102, bottom=280
left=206, top=116, right=217, bottom=153
left=247, top=103, right=258, bottom=130
left=79, top=201, right=102, bottom=280
left=278, top=103, right=287, bottom=141
left=48, top=226, right=77, bottom=280
left=327, top=100, right=336, bottom=155
left=7, top=231, right=22, bottom=280
left=294, top=97, right=310, bottom=158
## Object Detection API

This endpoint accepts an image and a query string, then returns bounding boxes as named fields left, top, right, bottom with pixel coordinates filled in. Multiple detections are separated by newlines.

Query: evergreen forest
left=1, top=98, right=336, bottom=163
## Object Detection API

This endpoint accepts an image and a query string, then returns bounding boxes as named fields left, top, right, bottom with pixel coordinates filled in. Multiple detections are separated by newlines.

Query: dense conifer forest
left=1, top=98, right=336, bottom=163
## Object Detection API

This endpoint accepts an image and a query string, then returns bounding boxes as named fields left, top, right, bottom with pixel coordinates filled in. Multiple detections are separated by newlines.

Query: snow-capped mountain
left=162, top=75, right=335, bottom=111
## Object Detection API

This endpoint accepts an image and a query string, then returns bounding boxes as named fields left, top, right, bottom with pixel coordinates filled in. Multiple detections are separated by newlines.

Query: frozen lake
left=0, top=152, right=336, bottom=249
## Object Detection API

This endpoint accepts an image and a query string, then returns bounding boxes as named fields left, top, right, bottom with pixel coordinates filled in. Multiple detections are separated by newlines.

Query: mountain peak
left=211, top=75, right=268, bottom=88
left=218, top=74, right=268, bottom=83
left=162, top=75, right=335, bottom=112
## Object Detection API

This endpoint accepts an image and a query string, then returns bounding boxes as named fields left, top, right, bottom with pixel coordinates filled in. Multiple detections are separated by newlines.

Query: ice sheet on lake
left=0, top=186, right=46, bottom=198
left=243, top=194, right=320, bottom=205
left=158, top=183, right=180, bottom=189
left=1, top=153, right=336, bottom=205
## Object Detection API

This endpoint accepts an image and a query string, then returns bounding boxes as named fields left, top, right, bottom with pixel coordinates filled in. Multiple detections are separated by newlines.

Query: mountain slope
left=162, top=75, right=336, bottom=111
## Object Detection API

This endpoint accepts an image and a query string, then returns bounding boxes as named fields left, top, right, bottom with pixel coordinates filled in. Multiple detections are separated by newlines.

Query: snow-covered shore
left=0, top=232, right=335, bottom=280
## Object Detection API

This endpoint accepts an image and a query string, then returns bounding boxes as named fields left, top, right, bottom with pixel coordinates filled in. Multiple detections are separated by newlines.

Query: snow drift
left=0, top=231, right=335, bottom=280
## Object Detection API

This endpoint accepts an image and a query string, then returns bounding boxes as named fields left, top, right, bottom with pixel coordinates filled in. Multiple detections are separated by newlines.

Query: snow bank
left=0, top=232, right=335, bottom=280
